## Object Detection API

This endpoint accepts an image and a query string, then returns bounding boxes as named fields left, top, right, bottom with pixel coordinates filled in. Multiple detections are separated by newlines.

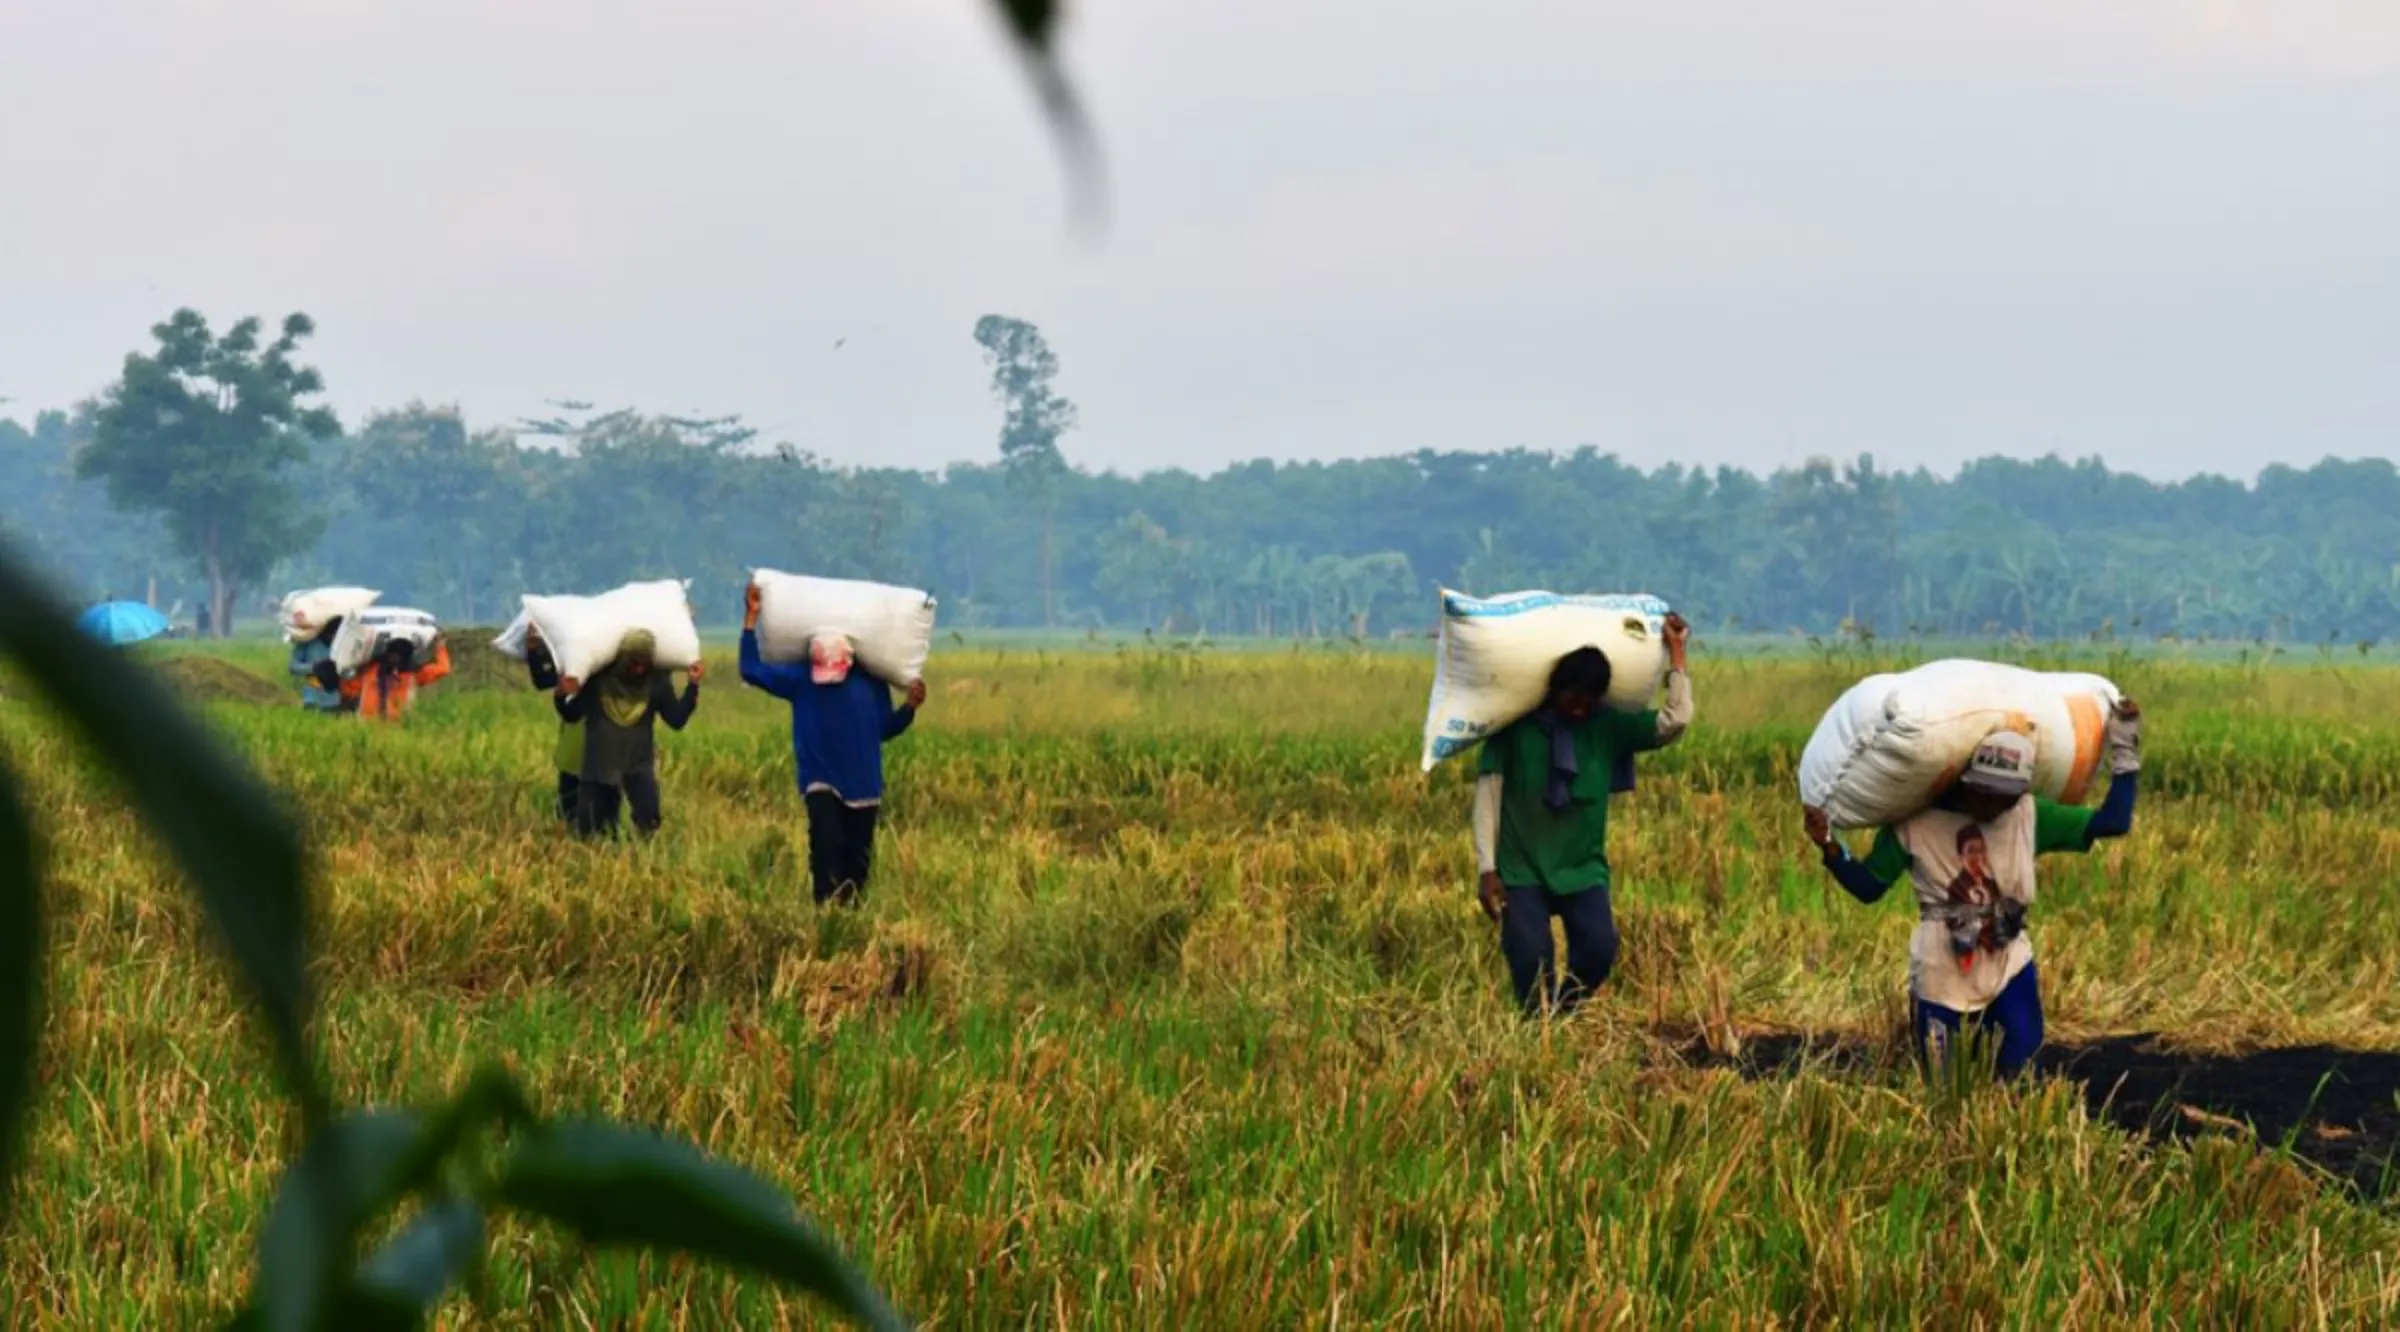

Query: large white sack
left=279, top=586, right=379, bottom=642
left=490, top=609, right=534, bottom=662
left=520, top=580, right=701, bottom=684
left=752, top=569, right=937, bottom=685
left=1421, top=589, right=1671, bottom=772
left=330, top=607, right=440, bottom=673
left=1800, top=659, right=2120, bottom=829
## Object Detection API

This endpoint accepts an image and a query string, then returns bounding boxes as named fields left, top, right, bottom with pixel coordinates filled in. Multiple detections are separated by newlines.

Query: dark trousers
left=1915, top=961, right=2045, bottom=1081
left=573, top=768, right=662, bottom=839
left=1498, top=883, right=1621, bottom=1017
left=805, top=791, right=880, bottom=906
left=555, top=772, right=581, bottom=823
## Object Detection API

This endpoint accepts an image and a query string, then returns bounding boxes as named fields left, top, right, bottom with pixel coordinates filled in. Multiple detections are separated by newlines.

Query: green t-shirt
left=1478, top=708, right=1665, bottom=893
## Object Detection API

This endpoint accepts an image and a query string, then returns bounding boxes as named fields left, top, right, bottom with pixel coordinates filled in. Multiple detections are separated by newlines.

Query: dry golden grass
left=4, top=642, right=2398, bottom=1326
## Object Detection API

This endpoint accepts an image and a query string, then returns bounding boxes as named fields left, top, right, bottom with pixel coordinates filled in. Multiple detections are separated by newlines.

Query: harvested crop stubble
left=4, top=643, right=2400, bottom=1326
left=149, top=654, right=291, bottom=707
left=441, top=626, right=531, bottom=690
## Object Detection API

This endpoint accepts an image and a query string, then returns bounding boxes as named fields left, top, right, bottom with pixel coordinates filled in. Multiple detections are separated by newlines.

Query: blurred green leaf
left=256, top=1111, right=426, bottom=1332
left=0, top=757, right=42, bottom=1221
left=0, top=544, right=320, bottom=1124
left=987, top=0, right=1058, bottom=44
left=496, top=1119, right=908, bottom=1331
left=223, top=1282, right=427, bottom=1332
left=982, top=0, right=1105, bottom=231
left=377, top=1066, right=537, bottom=1211
left=356, top=1198, right=485, bottom=1311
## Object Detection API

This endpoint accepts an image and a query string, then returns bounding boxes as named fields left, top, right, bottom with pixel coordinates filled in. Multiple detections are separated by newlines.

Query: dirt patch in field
left=2048, top=1038, right=2400, bottom=1198
left=440, top=627, right=529, bottom=690
left=153, top=656, right=291, bottom=707
left=1664, top=1029, right=2400, bottom=1199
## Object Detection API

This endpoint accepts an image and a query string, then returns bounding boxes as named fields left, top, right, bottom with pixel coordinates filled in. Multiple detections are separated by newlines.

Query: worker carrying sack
left=519, top=580, right=701, bottom=683
left=1800, top=658, right=2121, bottom=828
left=1420, top=589, right=1672, bottom=771
left=750, top=569, right=936, bottom=686
left=330, top=607, right=440, bottom=674
left=279, top=586, right=380, bottom=642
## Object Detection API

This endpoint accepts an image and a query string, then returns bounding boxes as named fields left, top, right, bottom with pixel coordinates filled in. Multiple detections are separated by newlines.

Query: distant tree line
left=4, top=309, right=2397, bottom=642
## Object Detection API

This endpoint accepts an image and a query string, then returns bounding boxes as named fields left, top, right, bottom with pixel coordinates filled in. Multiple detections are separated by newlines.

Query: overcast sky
left=2, top=1, right=2395, bottom=480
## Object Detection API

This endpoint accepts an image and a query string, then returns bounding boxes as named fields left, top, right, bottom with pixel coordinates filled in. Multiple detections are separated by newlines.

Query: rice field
left=4, top=640, right=2399, bottom=1327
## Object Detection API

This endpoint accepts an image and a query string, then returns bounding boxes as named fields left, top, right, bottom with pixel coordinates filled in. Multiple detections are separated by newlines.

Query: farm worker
left=554, top=629, right=701, bottom=839
left=286, top=617, right=346, bottom=713
left=350, top=635, right=453, bottom=722
left=1803, top=699, right=2144, bottom=1081
left=522, top=625, right=584, bottom=823
left=738, top=582, right=926, bottom=907
left=312, top=634, right=450, bottom=720
left=1472, top=612, right=1694, bottom=1017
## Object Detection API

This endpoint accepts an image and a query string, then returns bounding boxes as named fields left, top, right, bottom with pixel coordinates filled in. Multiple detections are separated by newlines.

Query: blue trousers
left=1498, top=883, right=1620, bottom=1017
left=1915, top=961, right=2045, bottom=1080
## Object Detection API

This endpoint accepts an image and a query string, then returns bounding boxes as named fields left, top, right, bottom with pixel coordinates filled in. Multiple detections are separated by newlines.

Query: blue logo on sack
left=1442, top=590, right=1669, bottom=621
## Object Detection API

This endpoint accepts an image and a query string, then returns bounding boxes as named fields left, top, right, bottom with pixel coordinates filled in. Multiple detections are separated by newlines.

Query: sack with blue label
left=1420, top=589, right=1672, bottom=773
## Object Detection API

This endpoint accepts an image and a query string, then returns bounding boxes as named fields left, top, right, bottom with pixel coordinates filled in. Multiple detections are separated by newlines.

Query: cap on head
left=809, top=631, right=855, bottom=685
left=617, top=628, right=657, bottom=667
left=1959, top=729, right=2035, bottom=799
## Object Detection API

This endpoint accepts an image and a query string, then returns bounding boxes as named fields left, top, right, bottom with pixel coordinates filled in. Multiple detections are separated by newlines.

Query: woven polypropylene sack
left=752, top=569, right=937, bottom=686
left=330, top=607, right=440, bottom=673
left=490, top=609, right=534, bottom=662
left=520, top=580, right=700, bottom=683
left=1799, top=658, right=2120, bottom=828
left=279, top=586, right=379, bottom=642
left=1421, top=589, right=1670, bottom=771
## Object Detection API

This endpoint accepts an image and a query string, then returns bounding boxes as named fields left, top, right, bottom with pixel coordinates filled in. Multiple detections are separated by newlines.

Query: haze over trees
left=5, top=309, right=2397, bottom=643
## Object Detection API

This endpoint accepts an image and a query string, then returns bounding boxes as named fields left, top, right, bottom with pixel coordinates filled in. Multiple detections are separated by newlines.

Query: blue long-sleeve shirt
left=740, top=628, right=916, bottom=803
left=288, top=639, right=342, bottom=712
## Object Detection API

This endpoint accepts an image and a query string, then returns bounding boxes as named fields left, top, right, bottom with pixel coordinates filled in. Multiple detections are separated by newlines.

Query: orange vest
left=353, top=641, right=452, bottom=721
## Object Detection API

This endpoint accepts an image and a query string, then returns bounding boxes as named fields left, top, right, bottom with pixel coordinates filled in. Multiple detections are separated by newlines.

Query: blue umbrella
left=78, top=600, right=171, bottom=646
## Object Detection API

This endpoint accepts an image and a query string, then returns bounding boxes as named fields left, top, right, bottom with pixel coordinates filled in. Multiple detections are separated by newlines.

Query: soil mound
left=442, top=627, right=527, bottom=690
left=154, top=656, right=290, bottom=707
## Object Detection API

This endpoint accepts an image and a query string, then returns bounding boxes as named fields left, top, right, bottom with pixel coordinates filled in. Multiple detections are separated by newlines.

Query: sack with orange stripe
left=1799, top=659, right=2121, bottom=829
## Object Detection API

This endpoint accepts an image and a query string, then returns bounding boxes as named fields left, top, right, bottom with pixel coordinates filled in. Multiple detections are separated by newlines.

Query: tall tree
left=974, top=314, right=1078, bottom=626
left=76, top=310, right=339, bottom=636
